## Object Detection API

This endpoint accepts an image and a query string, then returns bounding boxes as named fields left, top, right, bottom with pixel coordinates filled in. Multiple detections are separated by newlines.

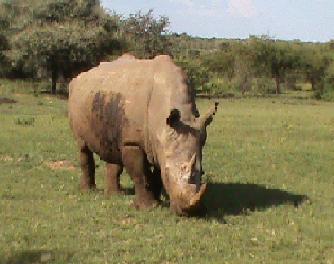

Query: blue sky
left=101, top=0, right=334, bottom=42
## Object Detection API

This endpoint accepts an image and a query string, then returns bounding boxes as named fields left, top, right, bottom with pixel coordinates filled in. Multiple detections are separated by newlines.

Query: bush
left=252, top=78, right=276, bottom=95
left=285, top=73, right=298, bottom=90
left=231, top=75, right=252, bottom=94
left=321, top=85, right=334, bottom=101
left=322, top=64, right=334, bottom=101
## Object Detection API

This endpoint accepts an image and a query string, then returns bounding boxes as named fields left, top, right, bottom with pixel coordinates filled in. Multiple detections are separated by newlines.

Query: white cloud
left=227, top=0, right=257, bottom=18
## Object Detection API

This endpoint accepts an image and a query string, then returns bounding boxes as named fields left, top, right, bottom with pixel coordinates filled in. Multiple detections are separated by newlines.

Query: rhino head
left=160, top=102, right=218, bottom=216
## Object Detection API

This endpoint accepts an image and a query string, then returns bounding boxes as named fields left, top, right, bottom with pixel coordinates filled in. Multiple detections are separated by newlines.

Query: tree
left=176, top=59, right=209, bottom=94
left=202, top=49, right=235, bottom=80
left=248, top=37, right=299, bottom=94
left=299, top=45, right=329, bottom=97
left=7, top=0, right=121, bottom=94
left=322, top=61, right=334, bottom=101
left=0, top=1, right=11, bottom=75
left=122, top=9, right=171, bottom=59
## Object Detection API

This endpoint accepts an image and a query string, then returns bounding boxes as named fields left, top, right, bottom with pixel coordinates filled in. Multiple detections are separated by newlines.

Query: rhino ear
left=166, top=109, right=181, bottom=127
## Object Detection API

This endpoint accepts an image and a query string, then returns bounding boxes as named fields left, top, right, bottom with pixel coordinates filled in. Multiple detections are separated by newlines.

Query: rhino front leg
left=149, top=167, right=163, bottom=200
left=105, top=163, right=124, bottom=195
left=80, top=145, right=96, bottom=191
left=122, top=146, right=159, bottom=210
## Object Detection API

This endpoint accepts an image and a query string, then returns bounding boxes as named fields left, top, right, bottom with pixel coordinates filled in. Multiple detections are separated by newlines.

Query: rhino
left=68, top=54, right=218, bottom=215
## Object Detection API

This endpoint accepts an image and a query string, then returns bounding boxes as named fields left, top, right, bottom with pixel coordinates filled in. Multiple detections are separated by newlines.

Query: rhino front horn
left=190, top=183, right=207, bottom=207
left=189, top=153, right=196, bottom=170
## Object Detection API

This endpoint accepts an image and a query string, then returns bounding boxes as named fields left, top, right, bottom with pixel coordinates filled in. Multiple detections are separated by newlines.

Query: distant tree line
left=0, top=0, right=333, bottom=100
left=172, top=34, right=334, bottom=100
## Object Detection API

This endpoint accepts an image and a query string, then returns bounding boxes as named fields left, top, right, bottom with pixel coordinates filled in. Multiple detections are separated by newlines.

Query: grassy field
left=0, top=80, right=334, bottom=263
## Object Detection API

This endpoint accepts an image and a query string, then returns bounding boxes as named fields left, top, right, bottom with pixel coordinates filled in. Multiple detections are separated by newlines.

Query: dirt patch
left=0, top=97, right=17, bottom=105
left=46, top=160, right=76, bottom=171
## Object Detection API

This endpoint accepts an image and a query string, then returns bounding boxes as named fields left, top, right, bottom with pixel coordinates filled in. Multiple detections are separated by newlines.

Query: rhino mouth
left=165, top=154, right=207, bottom=216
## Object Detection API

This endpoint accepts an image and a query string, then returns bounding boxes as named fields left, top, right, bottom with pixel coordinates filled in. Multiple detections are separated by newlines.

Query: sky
left=101, top=0, right=334, bottom=43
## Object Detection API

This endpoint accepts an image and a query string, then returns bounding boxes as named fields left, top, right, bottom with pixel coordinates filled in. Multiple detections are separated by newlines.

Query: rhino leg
left=122, top=146, right=159, bottom=209
left=105, top=163, right=124, bottom=195
left=80, top=145, right=96, bottom=191
left=149, top=167, right=163, bottom=200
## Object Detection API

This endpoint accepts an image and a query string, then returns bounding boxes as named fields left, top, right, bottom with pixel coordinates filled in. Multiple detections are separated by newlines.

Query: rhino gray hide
left=68, top=54, right=218, bottom=215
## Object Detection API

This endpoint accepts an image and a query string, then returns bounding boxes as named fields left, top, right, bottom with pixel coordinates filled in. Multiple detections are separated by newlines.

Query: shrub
left=252, top=78, right=276, bottom=95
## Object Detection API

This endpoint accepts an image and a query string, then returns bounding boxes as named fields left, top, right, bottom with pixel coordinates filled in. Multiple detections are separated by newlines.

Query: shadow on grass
left=203, top=183, right=308, bottom=218
left=93, top=187, right=135, bottom=196
left=3, top=250, right=73, bottom=264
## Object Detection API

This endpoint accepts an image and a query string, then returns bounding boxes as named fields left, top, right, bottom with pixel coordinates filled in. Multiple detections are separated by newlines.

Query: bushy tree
left=202, top=48, right=234, bottom=80
left=0, top=1, right=11, bottom=75
left=299, top=45, right=329, bottom=98
left=321, top=61, right=334, bottom=101
left=176, top=59, right=209, bottom=94
left=122, top=9, right=171, bottom=59
left=6, top=0, right=121, bottom=94
left=247, top=37, right=300, bottom=94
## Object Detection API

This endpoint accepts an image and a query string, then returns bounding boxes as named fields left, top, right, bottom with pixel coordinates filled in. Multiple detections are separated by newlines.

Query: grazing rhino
left=68, top=54, right=218, bottom=215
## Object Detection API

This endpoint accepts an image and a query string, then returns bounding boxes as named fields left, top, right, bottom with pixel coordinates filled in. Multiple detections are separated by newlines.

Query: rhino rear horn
left=166, top=109, right=181, bottom=127
left=200, top=102, right=218, bottom=128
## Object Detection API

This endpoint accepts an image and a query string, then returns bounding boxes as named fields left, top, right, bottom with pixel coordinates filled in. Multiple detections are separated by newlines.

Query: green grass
left=1, top=80, right=334, bottom=263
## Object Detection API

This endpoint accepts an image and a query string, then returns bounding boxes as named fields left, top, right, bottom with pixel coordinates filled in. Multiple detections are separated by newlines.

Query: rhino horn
left=190, top=183, right=207, bottom=207
left=200, top=102, right=219, bottom=129
left=189, top=153, right=196, bottom=170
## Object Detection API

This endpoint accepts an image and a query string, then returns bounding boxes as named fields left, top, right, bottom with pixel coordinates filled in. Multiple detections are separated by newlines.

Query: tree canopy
left=2, top=0, right=121, bottom=93
left=122, top=9, right=171, bottom=59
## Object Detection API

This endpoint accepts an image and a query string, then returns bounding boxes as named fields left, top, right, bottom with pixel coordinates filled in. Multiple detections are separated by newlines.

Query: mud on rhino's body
left=68, top=54, right=217, bottom=215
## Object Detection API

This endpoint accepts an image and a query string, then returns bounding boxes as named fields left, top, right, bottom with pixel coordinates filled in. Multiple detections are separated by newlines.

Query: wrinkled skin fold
left=68, top=54, right=218, bottom=216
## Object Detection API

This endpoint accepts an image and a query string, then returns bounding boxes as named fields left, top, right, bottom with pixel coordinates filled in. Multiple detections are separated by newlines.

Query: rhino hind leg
left=105, top=163, right=124, bottom=195
left=122, top=146, right=159, bottom=210
left=80, top=145, right=96, bottom=191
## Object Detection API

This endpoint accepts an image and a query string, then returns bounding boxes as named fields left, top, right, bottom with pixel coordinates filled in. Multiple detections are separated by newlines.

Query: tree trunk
left=311, top=78, right=315, bottom=91
left=51, top=68, right=57, bottom=95
left=275, top=76, right=281, bottom=94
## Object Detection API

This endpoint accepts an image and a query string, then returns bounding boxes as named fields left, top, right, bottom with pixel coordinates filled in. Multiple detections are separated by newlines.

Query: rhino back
left=68, top=55, right=198, bottom=164
left=69, top=56, right=155, bottom=163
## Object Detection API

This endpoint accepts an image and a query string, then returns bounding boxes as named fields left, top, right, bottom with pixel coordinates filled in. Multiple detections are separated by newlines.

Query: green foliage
left=3, top=0, right=121, bottom=93
left=182, top=35, right=333, bottom=98
left=252, top=77, right=276, bottom=95
left=175, top=59, right=209, bottom=93
left=322, top=61, right=334, bottom=101
left=285, top=72, right=298, bottom=90
left=299, top=45, right=329, bottom=97
left=32, top=0, right=101, bottom=22
left=202, top=48, right=234, bottom=80
left=122, top=9, right=171, bottom=59
left=0, top=2, right=11, bottom=76
left=12, top=21, right=113, bottom=70
left=1, top=85, right=334, bottom=263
